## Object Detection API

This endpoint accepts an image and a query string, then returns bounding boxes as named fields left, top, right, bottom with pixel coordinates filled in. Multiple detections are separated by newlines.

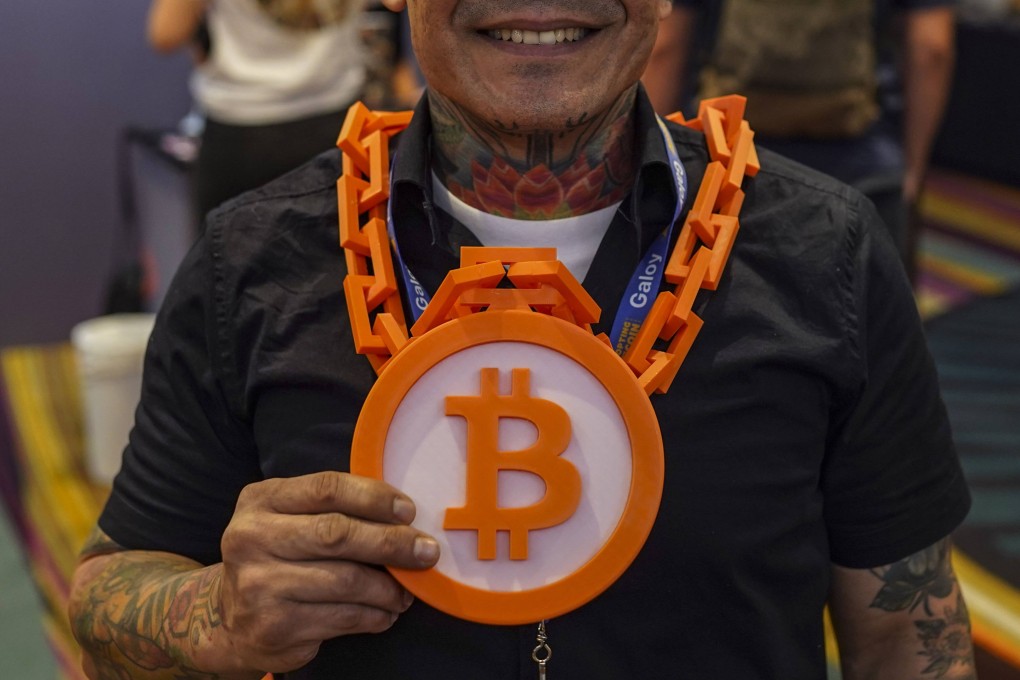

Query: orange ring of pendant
left=350, top=310, right=665, bottom=625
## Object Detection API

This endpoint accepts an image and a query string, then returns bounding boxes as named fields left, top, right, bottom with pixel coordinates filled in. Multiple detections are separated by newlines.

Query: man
left=69, top=1, right=974, bottom=678
left=643, top=0, right=957, bottom=281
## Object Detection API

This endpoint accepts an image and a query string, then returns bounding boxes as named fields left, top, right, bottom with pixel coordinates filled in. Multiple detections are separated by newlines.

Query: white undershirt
left=430, top=174, right=621, bottom=283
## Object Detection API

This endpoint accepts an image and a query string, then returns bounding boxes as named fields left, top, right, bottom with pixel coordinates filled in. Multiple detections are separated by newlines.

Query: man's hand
left=69, top=472, right=439, bottom=679
left=218, top=472, right=440, bottom=672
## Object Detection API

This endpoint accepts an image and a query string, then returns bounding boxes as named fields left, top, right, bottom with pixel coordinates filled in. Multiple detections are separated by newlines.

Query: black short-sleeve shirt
left=100, top=91, right=969, bottom=679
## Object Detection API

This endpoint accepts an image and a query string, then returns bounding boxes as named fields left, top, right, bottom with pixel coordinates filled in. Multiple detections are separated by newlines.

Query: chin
left=474, top=84, right=613, bottom=131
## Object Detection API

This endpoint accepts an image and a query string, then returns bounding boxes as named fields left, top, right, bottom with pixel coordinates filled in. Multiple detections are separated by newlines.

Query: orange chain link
left=336, top=96, right=759, bottom=394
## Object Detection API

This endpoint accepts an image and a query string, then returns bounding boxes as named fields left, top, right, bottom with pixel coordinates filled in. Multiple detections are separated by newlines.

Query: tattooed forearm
left=70, top=534, right=242, bottom=679
left=915, top=591, right=975, bottom=679
left=870, top=537, right=955, bottom=615
left=864, top=538, right=976, bottom=679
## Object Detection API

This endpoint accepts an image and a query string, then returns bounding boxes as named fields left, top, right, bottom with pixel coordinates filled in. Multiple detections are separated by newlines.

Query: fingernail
left=414, top=536, right=440, bottom=564
left=393, top=498, right=415, bottom=523
left=402, top=589, right=414, bottom=609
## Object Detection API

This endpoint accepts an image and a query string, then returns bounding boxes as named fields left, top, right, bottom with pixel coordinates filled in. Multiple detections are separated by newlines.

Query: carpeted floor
left=915, top=168, right=1020, bottom=678
left=927, top=288, right=1020, bottom=584
left=916, top=168, right=1020, bottom=321
left=925, top=289, right=1020, bottom=679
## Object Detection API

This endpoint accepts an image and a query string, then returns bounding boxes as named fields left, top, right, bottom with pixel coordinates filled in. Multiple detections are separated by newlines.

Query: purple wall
left=0, top=2, right=192, bottom=346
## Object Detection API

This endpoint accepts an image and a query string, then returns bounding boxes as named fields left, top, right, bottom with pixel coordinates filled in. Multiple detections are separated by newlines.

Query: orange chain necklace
left=336, top=95, right=759, bottom=396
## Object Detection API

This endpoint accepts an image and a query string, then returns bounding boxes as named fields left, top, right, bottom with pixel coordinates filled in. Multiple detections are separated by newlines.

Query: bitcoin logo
left=444, top=367, right=581, bottom=561
left=350, top=312, right=664, bottom=625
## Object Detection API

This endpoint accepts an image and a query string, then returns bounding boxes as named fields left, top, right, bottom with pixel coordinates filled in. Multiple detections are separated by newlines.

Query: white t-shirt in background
left=193, top=0, right=365, bottom=125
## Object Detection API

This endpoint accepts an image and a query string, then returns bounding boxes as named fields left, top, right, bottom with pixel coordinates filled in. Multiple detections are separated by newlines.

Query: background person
left=644, top=0, right=957, bottom=281
left=148, top=0, right=370, bottom=221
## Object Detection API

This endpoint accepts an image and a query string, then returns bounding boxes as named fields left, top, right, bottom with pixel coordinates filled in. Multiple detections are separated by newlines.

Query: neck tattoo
left=429, top=87, right=638, bottom=221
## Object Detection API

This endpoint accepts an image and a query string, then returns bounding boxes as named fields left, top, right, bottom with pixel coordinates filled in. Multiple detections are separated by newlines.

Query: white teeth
left=488, top=27, right=589, bottom=44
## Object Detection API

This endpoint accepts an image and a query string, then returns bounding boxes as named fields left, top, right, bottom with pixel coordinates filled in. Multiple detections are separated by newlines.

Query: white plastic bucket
left=70, top=313, right=156, bottom=485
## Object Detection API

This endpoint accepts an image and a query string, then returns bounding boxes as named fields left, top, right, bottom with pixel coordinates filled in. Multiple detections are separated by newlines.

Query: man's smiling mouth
left=485, top=27, right=592, bottom=45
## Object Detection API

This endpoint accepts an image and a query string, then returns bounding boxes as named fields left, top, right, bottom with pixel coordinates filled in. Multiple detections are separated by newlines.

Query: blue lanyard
left=387, top=115, right=688, bottom=357
left=388, top=193, right=431, bottom=319
left=607, top=116, right=687, bottom=356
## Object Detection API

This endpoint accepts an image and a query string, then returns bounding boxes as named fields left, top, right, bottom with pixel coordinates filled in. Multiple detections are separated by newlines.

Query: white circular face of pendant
left=350, top=310, right=664, bottom=625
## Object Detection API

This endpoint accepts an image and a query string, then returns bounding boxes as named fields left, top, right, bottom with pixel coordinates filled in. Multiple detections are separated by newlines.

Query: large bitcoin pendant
left=350, top=311, right=664, bottom=625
